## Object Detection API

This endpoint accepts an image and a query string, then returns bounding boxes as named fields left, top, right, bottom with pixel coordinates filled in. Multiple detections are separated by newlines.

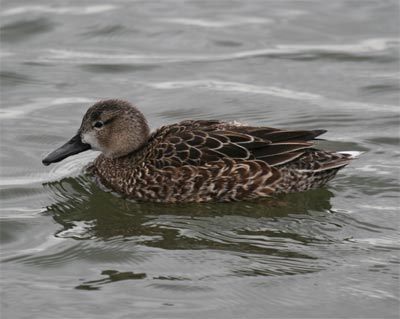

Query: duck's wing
left=149, top=120, right=327, bottom=168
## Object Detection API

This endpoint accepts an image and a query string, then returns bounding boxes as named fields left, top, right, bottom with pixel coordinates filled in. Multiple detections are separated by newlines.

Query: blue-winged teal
left=43, top=99, right=359, bottom=203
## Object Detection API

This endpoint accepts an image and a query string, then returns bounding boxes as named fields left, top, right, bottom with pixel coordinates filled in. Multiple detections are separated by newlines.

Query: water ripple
left=1, top=5, right=117, bottom=16
left=0, top=97, right=94, bottom=119
left=36, top=38, right=398, bottom=65
left=1, top=17, right=55, bottom=43
left=4, top=239, right=149, bottom=267
left=158, top=17, right=271, bottom=28
left=0, top=71, right=35, bottom=87
left=144, top=79, right=398, bottom=112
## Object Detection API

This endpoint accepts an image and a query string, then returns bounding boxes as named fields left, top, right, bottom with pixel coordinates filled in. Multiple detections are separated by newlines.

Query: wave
left=1, top=5, right=116, bottom=16
left=143, top=79, right=398, bottom=112
left=0, top=97, right=95, bottom=119
left=36, top=38, right=398, bottom=65
left=0, top=151, right=96, bottom=187
left=158, top=17, right=271, bottom=28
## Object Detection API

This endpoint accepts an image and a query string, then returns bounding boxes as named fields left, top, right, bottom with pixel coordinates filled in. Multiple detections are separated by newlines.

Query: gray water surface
left=1, top=1, right=399, bottom=318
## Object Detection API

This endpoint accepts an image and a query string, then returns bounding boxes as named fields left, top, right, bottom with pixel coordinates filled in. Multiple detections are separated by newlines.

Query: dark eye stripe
left=93, top=117, right=115, bottom=129
left=103, top=117, right=115, bottom=125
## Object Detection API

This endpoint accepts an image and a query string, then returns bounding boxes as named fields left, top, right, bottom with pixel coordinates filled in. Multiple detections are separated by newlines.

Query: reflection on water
left=76, top=270, right=147, bottom=290
left=46, top=174, right=333, bottom=238
left=8, top=174, right=336, bottom=290
left=3, top=171, right=395, bottom=304
left=29, top=175, right=335, bottom=278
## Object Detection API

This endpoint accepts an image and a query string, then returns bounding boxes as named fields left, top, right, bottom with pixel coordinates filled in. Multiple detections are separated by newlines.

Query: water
left=1, top=0, right=399, bottom=318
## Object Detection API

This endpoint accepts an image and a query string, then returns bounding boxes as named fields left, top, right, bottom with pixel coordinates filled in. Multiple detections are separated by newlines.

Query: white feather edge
left=337, top=151, right=363, bottom=158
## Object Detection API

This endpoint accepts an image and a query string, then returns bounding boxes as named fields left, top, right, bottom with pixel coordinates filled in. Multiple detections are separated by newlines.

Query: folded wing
left=149, top=120, right=328, bottom=168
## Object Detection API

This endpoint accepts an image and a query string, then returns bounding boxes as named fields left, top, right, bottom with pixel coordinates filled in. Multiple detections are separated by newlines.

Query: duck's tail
left=274, top=150, right=361, bottom=194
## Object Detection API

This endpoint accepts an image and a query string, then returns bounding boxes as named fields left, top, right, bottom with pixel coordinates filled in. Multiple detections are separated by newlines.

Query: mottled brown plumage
left=43, top=99, right=358, bottom=203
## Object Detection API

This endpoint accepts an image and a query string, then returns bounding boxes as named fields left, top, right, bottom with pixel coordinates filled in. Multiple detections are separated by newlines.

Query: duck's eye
left=94, top=121, right=104, bottom=129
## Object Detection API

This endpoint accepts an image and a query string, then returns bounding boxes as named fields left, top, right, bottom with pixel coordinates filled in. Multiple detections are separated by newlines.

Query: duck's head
left=42, top=99, right=150, bottom=166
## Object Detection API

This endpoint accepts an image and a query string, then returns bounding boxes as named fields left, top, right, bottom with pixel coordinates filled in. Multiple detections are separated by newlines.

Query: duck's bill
left=42, top=134, right=91, bottom=166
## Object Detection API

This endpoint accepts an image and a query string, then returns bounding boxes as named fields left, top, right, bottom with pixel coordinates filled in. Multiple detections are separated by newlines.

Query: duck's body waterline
left=43, top=99, right=358, bottom=203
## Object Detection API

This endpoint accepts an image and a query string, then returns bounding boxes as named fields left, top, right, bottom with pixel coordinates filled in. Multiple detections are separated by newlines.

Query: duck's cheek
left=82, top=132, right=102, bottom=151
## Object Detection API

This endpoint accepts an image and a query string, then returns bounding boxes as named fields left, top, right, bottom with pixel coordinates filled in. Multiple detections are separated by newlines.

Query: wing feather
left=148, top=120, right=328, bottom=168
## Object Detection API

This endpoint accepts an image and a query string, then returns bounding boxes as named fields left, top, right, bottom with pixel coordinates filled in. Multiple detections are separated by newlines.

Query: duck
left=42, top=99, right=358, bottom=203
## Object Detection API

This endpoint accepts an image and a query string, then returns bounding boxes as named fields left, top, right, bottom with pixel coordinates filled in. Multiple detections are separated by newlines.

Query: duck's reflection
left=44, top=173, right=334, bottom=244
left=42, top=175, right=337, bottom=287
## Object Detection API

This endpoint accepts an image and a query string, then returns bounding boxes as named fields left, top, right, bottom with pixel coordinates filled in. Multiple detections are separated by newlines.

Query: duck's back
left=91, top=120, right=355, bottom=202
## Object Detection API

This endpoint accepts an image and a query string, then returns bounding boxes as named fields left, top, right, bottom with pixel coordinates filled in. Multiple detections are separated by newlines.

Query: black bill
left=42, top=133, right=91, bottom=166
